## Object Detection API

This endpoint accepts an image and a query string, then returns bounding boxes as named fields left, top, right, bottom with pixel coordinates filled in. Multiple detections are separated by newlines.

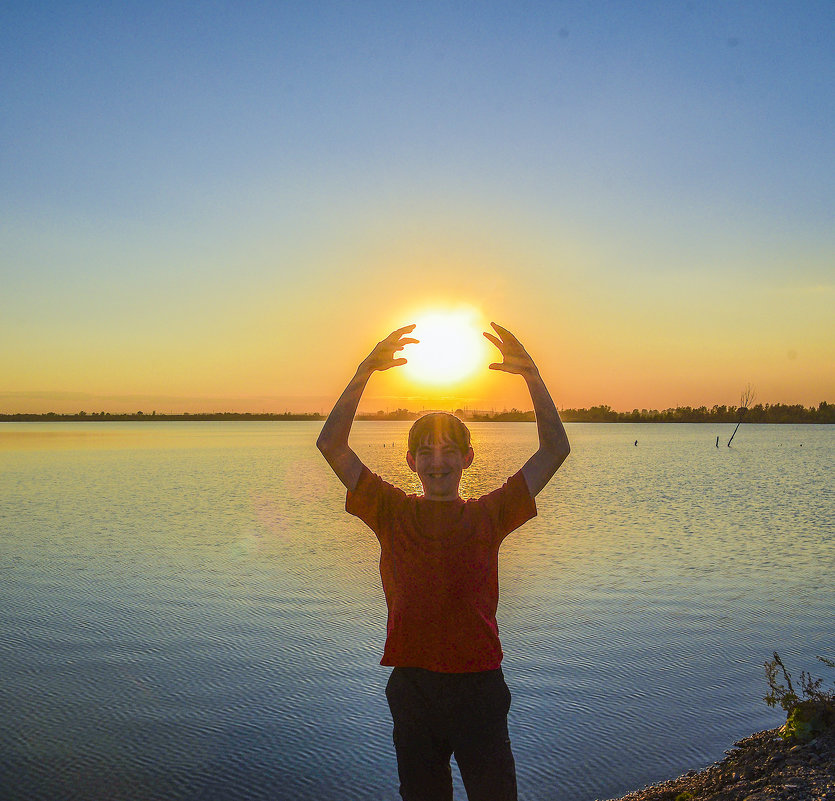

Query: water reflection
left=0, top=422, right=832, bottom=800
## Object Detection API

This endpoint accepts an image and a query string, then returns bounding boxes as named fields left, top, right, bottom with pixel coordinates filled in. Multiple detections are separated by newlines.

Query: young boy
left=316, top=322, right=570, bottom=801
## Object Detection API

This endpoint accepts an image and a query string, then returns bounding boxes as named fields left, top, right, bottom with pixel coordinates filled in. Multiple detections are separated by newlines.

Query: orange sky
left=2, top=5, right=833, bottom=415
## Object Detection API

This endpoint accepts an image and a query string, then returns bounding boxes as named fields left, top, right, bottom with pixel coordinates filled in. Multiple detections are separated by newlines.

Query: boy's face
left=406, top=434, right=474, bottom=501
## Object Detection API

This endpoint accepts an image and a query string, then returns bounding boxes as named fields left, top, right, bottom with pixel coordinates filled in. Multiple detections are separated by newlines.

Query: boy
left=316, top=322, right=570, bottom=801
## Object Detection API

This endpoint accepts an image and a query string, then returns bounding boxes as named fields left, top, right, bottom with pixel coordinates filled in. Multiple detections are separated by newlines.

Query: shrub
left=764, top=652, right=835, bottom=741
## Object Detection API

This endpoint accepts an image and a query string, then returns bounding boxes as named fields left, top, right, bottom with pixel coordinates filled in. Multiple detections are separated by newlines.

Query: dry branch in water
left=727, top=384, right=756, bottom=447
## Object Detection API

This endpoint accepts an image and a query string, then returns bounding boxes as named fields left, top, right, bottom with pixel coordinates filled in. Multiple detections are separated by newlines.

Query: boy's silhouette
left=317, top=322, right=570, bottom=801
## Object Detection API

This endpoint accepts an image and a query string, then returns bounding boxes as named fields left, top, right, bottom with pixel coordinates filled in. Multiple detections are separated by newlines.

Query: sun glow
left=402, top=308, right=491, bottom=386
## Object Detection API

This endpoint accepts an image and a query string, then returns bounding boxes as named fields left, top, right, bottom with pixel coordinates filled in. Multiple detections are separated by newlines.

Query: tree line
left=1, top=402, right=832, bottom=424
left=468, top=401, right=833, bottom=423
left=557, top=401, right=834, bottom=424
left=0, top=411, right=325, bottom=422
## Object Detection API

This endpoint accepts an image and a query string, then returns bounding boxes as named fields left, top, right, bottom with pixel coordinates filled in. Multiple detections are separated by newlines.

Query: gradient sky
left=2, top=1, right=833, bottom=414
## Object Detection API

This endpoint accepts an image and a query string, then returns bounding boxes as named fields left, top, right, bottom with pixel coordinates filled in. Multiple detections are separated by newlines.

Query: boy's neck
left=420, top=489, right=463, bottom=502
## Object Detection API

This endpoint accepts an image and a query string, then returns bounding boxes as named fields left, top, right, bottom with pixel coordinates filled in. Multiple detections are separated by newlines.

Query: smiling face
left=406, top=433, right=474, bottom=501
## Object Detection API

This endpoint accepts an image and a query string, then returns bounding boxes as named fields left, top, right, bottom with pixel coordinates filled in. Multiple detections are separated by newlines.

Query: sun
left=402, top=308, right=490, bottom=386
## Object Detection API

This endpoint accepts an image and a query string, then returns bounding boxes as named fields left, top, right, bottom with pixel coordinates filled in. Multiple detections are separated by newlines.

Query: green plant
left=674, top=793, right=694, bottom=801
left=764, top=652, right=835, bottom=741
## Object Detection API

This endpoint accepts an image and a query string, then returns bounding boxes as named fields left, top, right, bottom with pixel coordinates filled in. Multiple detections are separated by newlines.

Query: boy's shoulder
left=347, top=465, right=535, bottom=545
left=351, top=465, right=408, bottom=500
left=346, top=465, right=408, bottom=519
left=350, top=465, right=533, bottom=518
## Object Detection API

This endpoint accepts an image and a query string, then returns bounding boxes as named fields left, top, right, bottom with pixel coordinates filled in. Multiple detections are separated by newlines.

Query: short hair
left=408, top=413, right=471, bottom=456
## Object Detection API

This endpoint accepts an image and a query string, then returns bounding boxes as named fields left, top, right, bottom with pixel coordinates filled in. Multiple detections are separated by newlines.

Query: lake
left=1, top=422, right=832, bottom=801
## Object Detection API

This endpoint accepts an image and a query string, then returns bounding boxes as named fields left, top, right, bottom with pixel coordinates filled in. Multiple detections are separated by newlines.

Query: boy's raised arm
left=484, top=323, right=570, bottom=497
left=316, top=325, right=418, bottom=492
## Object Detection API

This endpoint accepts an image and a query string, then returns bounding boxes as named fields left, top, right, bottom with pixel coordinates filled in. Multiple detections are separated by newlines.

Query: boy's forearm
left=316, top=364, right=373, bottom=454
left=485, top=323, right=569, bottom=496
left=526, top=369, right=570, bottom=456
left=519, top=368, right=570, bottom=497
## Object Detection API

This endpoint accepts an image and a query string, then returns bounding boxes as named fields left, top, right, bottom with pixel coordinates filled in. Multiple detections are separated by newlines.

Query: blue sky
left=2, top=1, right=833, bottom=413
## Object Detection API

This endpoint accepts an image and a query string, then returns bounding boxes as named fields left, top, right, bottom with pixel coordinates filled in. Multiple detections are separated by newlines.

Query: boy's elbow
left=316, top=434, right=332, bottom=457
left=316, top=434, right=347, bottom=464
left=548, top=442, right=570, bottom=473
left=548, top=435, right=570, bottom=461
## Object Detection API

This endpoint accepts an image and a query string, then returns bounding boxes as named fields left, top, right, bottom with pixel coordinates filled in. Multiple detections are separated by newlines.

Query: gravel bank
left=599, top=727, right=835, bottom=801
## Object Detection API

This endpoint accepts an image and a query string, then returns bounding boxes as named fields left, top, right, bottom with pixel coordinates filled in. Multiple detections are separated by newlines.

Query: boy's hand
left=483, top=323, right=539, bottom=379
left=359, top=325, right=419, bottom=374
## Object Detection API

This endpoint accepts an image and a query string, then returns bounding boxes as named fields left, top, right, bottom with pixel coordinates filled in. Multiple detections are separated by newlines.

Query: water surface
left=1, top=422, right=832, bottom=800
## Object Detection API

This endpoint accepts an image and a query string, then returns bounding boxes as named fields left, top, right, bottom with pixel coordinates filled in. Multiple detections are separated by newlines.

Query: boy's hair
left=408, top=413, right=471, bottom=456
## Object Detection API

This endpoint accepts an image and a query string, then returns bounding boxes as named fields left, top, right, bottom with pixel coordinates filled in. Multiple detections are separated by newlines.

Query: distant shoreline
left=1, top=402, right=832, bottom=425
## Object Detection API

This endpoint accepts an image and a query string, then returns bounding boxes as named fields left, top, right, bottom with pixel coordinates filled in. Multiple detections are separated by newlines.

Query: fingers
left=485, top=322, right=523, bottom=355
left=485, top=325, right=512, bottom=373
left=489, top=362, right=519, bottom=372
left=378, top=357, right=408, bottom=371
left=490, top=322, right=520, bottom=344
left=389, top=324, right=417, bottom=340
left=486, top=319, right=530, bottom=376
left=383, top=325, right=418, bottom=352
left=391, top=337, right=418, bottom=357
left=377, top=325, right=418, bottom=352
left=484, top=323, right=518, bottom=345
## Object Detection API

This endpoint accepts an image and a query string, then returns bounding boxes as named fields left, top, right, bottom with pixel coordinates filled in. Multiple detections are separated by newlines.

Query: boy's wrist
left=354, top=362, right=375, bottom=383
left=521, top=363, right=542, bottom=384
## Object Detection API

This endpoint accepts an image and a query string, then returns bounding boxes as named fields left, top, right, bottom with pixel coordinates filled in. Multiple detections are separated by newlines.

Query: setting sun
left=402, top=308, right=490, bottom=386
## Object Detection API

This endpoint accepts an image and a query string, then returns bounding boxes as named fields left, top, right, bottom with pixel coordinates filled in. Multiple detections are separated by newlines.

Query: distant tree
left=728, top=384, right=755, bottom=447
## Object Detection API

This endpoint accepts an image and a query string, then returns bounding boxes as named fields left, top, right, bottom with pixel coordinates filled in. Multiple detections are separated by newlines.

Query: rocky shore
left=601, top=727, right=835, bottom=801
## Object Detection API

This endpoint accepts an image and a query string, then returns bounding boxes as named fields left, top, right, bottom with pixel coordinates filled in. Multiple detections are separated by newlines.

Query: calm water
left=1, top=422, right=832, bottom=801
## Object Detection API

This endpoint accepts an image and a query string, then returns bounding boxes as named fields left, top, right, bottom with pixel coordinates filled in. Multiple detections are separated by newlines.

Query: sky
left=2, top=1, right=833, bottom=415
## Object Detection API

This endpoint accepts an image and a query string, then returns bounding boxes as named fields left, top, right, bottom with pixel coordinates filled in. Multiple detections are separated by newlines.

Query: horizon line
left=0, top=399, right=832, bottom=415
left=1, top=400, right=832, bottom=425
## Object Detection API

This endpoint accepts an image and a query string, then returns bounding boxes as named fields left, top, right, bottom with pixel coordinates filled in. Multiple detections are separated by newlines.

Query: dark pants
left=385, top=667, right=517, bottom=801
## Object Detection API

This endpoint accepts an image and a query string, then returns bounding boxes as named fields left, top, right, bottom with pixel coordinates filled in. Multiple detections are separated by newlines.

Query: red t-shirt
left=346, top=466, right=536, bottom=673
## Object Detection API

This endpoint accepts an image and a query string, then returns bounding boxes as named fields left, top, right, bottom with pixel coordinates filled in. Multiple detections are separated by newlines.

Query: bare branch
left=728, top=384, right=756, bottom=447
left=739, top=383, right=756, bottom=411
